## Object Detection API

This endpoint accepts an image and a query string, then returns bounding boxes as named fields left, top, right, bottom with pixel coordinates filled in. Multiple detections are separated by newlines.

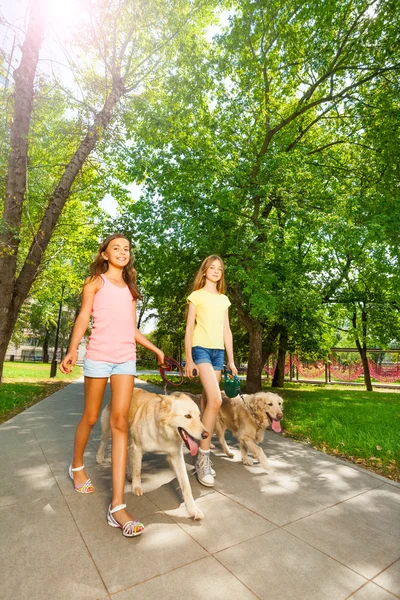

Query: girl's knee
left=110, top=414, right=128, bottom=433
left=82, top=413, right=98, bottom=427
left=207, top=394, right=222, bottom=412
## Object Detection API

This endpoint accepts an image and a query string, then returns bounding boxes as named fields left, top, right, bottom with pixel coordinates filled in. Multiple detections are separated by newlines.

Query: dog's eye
left=185, top=414, right=192, bottom=419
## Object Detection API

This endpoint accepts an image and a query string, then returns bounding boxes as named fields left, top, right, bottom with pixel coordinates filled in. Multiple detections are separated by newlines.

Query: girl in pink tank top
left=60, top=234, right=165, bottom=537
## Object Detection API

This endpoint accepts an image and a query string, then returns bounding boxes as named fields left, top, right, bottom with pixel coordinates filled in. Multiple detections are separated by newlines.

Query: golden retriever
left=96, top=388, right=208, bottom=520
left=215, top=391, right=283, bottom=470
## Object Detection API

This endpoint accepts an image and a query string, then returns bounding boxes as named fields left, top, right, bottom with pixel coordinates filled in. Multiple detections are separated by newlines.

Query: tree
left=119, top=0, right=400, bottom=390
left=0, top=0, right=215, bottom=380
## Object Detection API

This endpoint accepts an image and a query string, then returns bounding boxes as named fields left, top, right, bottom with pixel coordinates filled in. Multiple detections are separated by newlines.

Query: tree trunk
left=245, top=323, right=264, bottom=393
left=42, top=329, right=50, bottom=363
left=0, top=0, right=47, bottom=369
left=0, top=307, right=20, bottom=380
left=229, top=285, right=265, bottom=393
left=272, top=328, right=288, bottom=388
left=352, top=310, right=372, bottom=391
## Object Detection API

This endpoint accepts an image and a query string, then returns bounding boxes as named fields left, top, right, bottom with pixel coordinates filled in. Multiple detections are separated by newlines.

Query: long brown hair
left=192, top=255, right=225, bottom=294
left=88, top=233, right=142, bottom=300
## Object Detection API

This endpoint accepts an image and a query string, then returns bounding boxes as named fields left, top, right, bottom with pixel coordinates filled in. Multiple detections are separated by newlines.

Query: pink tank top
left=86, top=274, right=136, bottom=363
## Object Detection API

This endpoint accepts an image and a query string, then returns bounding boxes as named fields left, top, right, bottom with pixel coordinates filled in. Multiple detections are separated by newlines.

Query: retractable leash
left=223, top=369, right=242, bottom=399
left=224, top=369, right=255, bottom=415
left=159, top=356, right=184, bottom=395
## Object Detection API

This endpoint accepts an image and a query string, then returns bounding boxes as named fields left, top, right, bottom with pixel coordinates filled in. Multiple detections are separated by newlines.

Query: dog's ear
left=251, top=393, right=265, bottom=409
left=160, top=396, right=173, bottom=420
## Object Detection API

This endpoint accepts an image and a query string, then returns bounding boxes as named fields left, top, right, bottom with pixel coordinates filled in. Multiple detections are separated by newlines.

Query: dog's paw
left=242, top=456, right=254, bottom=466
left=132, top=486, right=144, bottom=496
left=226, top=451, right=234, bottom=458
left=96, top=453, right=104, bottom=464
left=191, top=508, right=204, bottom=520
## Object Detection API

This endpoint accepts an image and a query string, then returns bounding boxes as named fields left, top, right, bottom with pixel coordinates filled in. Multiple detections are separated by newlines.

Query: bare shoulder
left=83, top=275, right=103, bottom=293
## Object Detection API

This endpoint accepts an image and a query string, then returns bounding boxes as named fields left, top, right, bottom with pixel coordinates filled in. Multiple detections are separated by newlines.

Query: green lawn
left=0, top=362, right=83, bottom=423
left=136, top=374, right=400, bottom=481
left=280, top=383, right=400, bottom=481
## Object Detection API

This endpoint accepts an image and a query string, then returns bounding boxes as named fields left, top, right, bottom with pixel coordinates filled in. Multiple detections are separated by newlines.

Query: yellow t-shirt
left=187, top=288, right=231, bottom=349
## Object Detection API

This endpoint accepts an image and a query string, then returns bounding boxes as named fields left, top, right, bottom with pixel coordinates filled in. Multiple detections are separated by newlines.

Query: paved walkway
left=1, top=379, right=399, bottom=600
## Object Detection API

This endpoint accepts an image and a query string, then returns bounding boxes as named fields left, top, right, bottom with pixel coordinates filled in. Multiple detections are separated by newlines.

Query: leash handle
left=224, top=368, right=242, bottom=398
left=159, top=356, right=184, bottom=392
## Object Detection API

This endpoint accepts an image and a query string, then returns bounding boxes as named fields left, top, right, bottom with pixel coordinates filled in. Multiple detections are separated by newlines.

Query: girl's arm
left=224, top=310, right=238, bottom=375
left=59, top=277, right=101, bottom=374
left=184, top=302, right=197, bottom=378
left=133, top=301, right=165, bottom=366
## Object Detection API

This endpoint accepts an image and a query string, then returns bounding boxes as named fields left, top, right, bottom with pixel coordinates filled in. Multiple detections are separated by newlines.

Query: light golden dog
left=96, top=388, right=208, bottom=520
left=215, top=391, right=283, bottom=470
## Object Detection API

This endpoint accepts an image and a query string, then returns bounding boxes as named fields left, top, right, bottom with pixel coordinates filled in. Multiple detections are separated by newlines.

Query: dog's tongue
left=187, top=435, right=199, bottom=456
left=271, top=419, right=282, bottom=433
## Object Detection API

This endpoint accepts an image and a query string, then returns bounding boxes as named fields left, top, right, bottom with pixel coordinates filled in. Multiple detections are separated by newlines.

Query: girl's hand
left=59, top=351, right=77, bottom=374
left=228, top=361, right=238, bottom=376
left=185, top=360, right=198, bottom=379
left=156, top=351, right=166, bottom=369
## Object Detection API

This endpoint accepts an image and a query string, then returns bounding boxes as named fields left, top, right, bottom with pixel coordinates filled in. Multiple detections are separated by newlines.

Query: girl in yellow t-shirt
left=185, top=255, right=238, bottom=487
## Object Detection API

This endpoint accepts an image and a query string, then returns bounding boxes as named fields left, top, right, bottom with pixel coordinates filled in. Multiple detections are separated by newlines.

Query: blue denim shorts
left=83, top=358, right=136, bottom=378
left=192, top=346, right=224, bottom=371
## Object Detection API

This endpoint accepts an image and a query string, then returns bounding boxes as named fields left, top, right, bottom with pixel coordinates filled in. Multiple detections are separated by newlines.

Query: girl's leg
left=200, top=391, right=206, bottom=416
left=108, top=374, right=142, bottom=529
left=72, top=377, right=108, bottom=486
left=197, top=365, right=222, bottom=451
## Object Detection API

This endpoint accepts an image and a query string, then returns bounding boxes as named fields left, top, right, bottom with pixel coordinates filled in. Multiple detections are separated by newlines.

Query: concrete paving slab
left=216, top=527, right=366, bottom=600
left=112, top=556, right=258, bottom=600
left=349, top=582, right=399, bottom=599
left=0, top=463, right=63, bottom=507
left=218, top=473, right=327, bottom=526
left=373, top=560, right=400, bottom=597
left=332, top=485, right=400, bottom=539
left=165, top=492, right=276, bottom=553
left=276, top=464, right=383, bottom=506
left=80, top=512, right=207, bottom=594
left=284, top=504, right=400, bottom=579
left=1, top=496, right=108, bottom=600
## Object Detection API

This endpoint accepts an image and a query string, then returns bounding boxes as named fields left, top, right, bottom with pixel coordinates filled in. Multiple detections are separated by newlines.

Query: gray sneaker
left=195, top=451, right=215, bottom=487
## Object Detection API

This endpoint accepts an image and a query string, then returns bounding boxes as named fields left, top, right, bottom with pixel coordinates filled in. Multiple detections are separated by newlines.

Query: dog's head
left=250, top=392, right=283, bottom=432
left=160, top=392, right=209, bottom=456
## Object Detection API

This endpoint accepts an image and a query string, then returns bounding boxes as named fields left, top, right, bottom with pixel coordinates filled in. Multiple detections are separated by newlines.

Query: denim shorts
left=192, top=346, right=224, bottom=371
left=84, top=358, right=136, bottom=378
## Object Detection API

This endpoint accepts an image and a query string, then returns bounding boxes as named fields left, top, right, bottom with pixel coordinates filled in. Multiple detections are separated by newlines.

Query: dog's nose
left=202, top=430, right=209, bottom=439
left=277, top=413, right=283, bottom=420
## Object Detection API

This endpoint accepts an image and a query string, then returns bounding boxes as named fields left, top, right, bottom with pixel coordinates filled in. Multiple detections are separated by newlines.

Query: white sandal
left=107, top=503, right=144, bottom=537
left=68, top=464, right=95, bottom=493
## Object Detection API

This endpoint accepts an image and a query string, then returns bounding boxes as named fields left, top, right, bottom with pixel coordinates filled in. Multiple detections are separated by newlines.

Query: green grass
left=136, top=375, right=400, bottom=481
left=278, top=383, right=400, bottom=481
left=0, top=362, right=83, bottom=423
left=3, top=361, right=82, bottom=382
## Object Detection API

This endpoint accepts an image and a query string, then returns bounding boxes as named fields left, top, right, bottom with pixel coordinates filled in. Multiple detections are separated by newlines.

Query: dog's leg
left=126, top=443, right=133, bottom=481
left=239, top=441, right=254, bottom=466
left=215, top=419, right=234, bottom=458
left=131, top=443, right=144, bottom=496
left=169, top=448, right=204, bottom=520
left=96, top=407, right=111, bottom=464
left=243, top=439, right=269, bottom=470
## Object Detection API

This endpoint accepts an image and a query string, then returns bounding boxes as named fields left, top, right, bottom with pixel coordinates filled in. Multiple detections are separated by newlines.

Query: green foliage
left=115, top=0, right=400, bottom=373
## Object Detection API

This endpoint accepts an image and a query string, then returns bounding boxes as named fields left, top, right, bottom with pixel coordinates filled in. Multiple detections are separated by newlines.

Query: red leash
left=159, top=356, right=184, bottom=394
